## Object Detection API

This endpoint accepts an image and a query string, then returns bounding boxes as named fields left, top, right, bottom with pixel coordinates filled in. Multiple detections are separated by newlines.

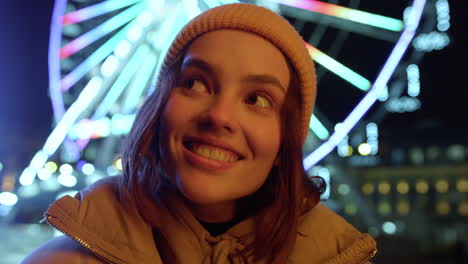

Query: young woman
left=23, top=3, right=377, bottom=264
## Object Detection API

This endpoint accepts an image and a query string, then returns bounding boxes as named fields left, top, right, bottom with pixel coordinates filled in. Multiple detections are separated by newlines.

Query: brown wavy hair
left=120, top=47, right=325, bottom=263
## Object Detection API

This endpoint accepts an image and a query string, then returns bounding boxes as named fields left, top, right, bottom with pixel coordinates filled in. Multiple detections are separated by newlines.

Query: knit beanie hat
left=157, top=3, right=316, bottom=144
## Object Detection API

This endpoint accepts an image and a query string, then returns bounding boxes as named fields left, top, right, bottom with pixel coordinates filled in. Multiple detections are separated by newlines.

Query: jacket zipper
left=358, top=248, right=378, bottom=264
left=45, top=215, right=119, bottom=264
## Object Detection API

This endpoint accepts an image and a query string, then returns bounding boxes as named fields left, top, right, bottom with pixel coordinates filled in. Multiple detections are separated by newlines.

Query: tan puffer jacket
left=22, top=177, right=377, bottom=264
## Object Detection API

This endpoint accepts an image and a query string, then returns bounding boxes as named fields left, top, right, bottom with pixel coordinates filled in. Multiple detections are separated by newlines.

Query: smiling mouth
left=184, top=142, right=241, bottom=162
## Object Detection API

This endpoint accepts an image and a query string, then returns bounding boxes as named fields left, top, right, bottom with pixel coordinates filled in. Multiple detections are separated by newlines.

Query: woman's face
left=159, top=29, right=291, bottom=221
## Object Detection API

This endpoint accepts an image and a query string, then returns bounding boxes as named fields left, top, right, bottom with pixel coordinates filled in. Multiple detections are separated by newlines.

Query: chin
left=176, top=180, right=231, bottom=205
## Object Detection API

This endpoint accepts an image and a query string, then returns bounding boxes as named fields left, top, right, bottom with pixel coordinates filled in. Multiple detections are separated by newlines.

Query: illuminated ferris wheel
left=13, top=0, right=450, bottom=208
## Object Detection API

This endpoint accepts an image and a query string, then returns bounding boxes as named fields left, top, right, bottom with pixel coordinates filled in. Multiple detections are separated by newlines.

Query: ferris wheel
left=12, top=0, right=450, bottom=213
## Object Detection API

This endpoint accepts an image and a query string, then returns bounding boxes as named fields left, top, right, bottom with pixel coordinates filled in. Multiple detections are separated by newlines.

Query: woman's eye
left=185, top=78, right=207, bottom=92
left=246, top=94, right=272, bottom=108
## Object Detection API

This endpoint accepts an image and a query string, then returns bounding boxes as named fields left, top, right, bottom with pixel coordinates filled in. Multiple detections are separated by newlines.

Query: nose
left=198, top=95, right=238, bottom=134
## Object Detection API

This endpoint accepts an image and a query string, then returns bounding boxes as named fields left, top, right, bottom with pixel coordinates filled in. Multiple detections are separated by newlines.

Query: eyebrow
left=181, top=57, right=287, bottom=94
left=181, top=57, right=215, bottom=75
left=242, top=74, right=286, bottom=94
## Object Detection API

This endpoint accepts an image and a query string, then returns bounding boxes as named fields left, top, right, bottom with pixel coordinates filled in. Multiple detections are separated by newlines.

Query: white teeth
left=190, top=143, right=239, bottom=162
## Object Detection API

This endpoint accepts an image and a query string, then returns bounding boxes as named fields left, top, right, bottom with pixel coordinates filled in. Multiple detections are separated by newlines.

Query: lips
left=183, top=137, right=243, bottom=164
left=188, top=143, right=240, bottom=162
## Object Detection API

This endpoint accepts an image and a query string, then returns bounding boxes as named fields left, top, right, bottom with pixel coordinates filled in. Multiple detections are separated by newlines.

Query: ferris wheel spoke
left=60, top=1, right=147, bottom=59
left=306, top=43, right=371, bottom=91
left=310, top=114, right=330, bottom=140
left=267, top=0, right=403, bottom=42
left=62, top=0, right=144, bottom=25
left=92, top=44, right=152, bottom=120
left=121, top=52, right=159, bottom=114
left=61, top=21, right=137, bottom=91
left=66, top=51, right=157, bottom=150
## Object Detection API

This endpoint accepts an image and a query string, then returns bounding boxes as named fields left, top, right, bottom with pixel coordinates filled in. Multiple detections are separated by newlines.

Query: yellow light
left=435, top=179, right=449, bottom=193
left=378, top=181, right=391, bottom=195
left=456, top=178, right=468, bottom=192
left=362, top=183, right=374, bottom=195
left=415, top=180, right=429, bottom=194
left=397, top=200, right=410, bottom=215
left=358, top=143, right=371, bottom=156
left=436, top=200, right=450, bottom=215
left=396, top=181, right=409, bottom=194
left=114, top=158, right=123, bottom=171
left=347, top=146, right=353, bottom=156
left=378, top=201, right=391, bottom=215
left=458, top=201, right=468, bottom=216
left=344, top=203, right=358, bottom=216
left=45, top=161, right=58, bottom=173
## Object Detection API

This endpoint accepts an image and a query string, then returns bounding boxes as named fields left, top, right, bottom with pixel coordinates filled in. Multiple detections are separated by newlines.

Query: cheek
left=162, top=92, right=200, bottom=128
left=159, top=94, right=188, bottom=140
left=249, top=118, right=282, bottom=159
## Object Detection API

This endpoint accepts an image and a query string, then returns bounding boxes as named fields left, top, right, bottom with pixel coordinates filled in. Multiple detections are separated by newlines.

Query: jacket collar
left=44, top=176, right=160, bottom=264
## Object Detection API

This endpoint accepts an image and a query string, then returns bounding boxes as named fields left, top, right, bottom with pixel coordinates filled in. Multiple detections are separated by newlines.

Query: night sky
left=1, top=0, right=55, bottom=169
left=0, top=0, right=466, bottom=173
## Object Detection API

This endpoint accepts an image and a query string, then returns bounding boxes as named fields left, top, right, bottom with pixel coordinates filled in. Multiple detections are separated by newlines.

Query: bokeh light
left=362, top=183, right=374, bottom=195
left=436, top=200, right=450, bottom=215
left=396, top=180, right=410, bottom=194
left=415, top=180, right=429, bottom=194
left=397, top=200, right=410, bottom=215
left=435, top=179, right=449, bottom=193
left=378, top=181, right=391, bottom=195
